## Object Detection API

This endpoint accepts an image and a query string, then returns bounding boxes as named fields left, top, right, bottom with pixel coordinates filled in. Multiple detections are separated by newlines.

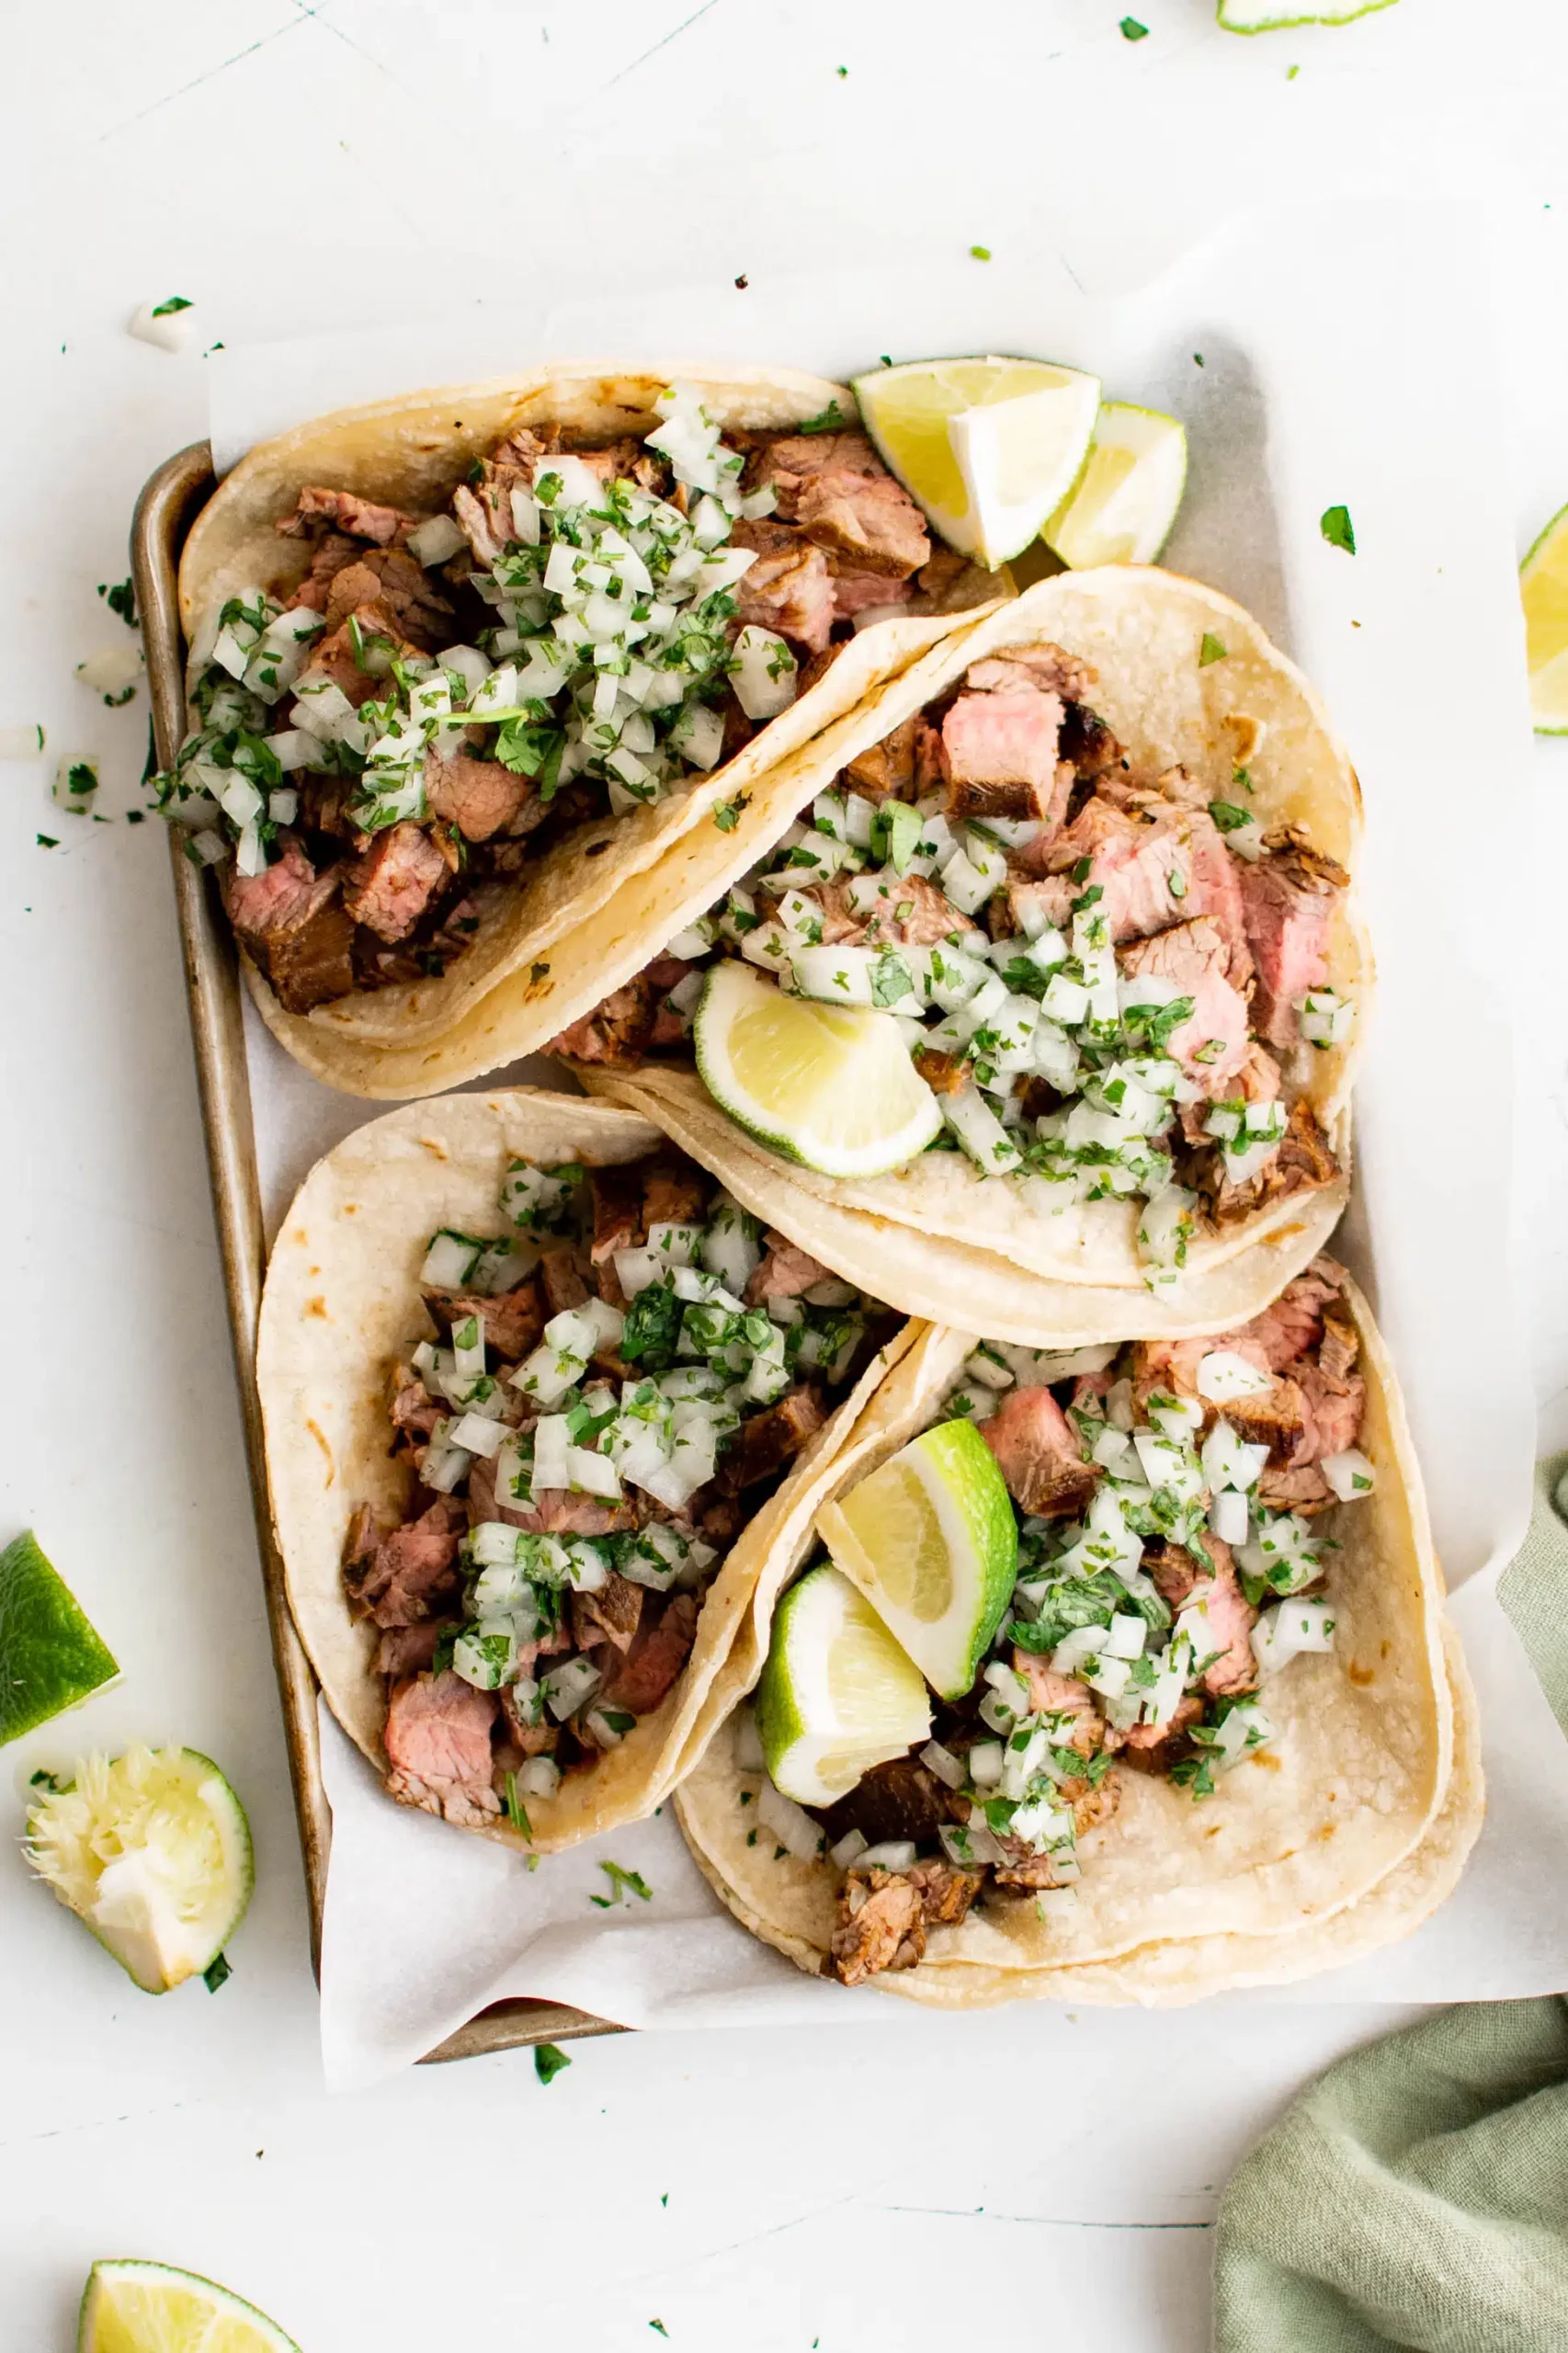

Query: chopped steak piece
left=345, top=1496, right=465, bottom=1628
left=745, top=1232, right=833, bottom=1305
left=277, top=485, right=420, bottom=546
left=755, top=431, right=885, bottom=515
left=1256, top=1461, right=1336, bottom=1515
left=1239, top=828, right=1348, bottom=1048
left=795, top=468, right=930, bottom=578
left=548, top=973, right=658, bottom=1065
left=572, top=1569, right=644, bottom=1656
left=830, top=1869, right=926, bottom=1984
left=1148, top=1536, right=1257, bottom=1699
left=341, top=821, right=450, bottom=944
left=941, top=686, right=1064, bottom=822
left=981, top=1384, right=1100, bottom=1519
left=815, top=870, right=966, bottom=951
left=296, top=771, right=363, bottom=843
left=293, top=617, right=392, bottom=710
left=1043, top=799, right=1227, bottom=948
left=1223, top=1378, right=1309, bottom=1463
left=1200, top=1098, right=1340, bottom=1226
left=322, top=551, right=452, bottom=647
left=966, top=641, right=1098, bottom=704
left=451, top=481, right=503, bottom=568
left=376, top=1622, right=440, bottom=1678
left=906, top=1858, right=983, bottom=1928
left=425, top=745, right=537, bottom=841
left=642, top=1158, right=710, bottom=1228
left=383, top=1671, right=500, bottom=1826
left=1057, top=699, right=1123, bottom=780
left=588, top=1165, right=645, bottom=1267
left=422, top=1279, right=545, bottom=1365
left=539, top=1243, right=589, bottom=1314
left=1120, top=918, right=1251, bottom=1093
left=916, top=548, right=1003, bottom=614
left=818, top=1756, right=957, bottom=1849
left=913, top=1046, right=971, bottom=1095
left=1012, top=1660, right=1105, bottom=1756
left=1120, top=1692, right=1203, bottom=1775
left=388, top=1365, right=443, bottom=1438
left=1293, top=1361, right=1366, bottom=1464
left=832, top=571, right=915, bottom=623
left=845, top=715, right=918, bottom=801
left=913, top=714, right=949, bottom=794
left=465, top=1451, right=535, bottom=1532
left=599, top=1592, right=699, bottom=1716
left=512, top=1488, right=635, bottom=1537
left=225, top=832, right=355, bottom=1013
left=716, top=1385, right=825, bottom=1495
left=731, top=519, right=836, bottom=653
left=1319, top=1302, right=1359, bottom=1389
left=500, top=1685, right=559, bottom=1756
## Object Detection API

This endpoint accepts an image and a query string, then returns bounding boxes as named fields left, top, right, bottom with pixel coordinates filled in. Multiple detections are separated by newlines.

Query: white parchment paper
left=210, top=200, right=1567, bottom=2092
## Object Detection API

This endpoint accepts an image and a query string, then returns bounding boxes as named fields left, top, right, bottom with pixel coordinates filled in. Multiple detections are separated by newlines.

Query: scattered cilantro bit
left=151, top=296, right=193, bottom=317
left=970, top=244, right=992, bottom=261
left=1208, top=801, right=1251, bottom=834
left=650, top=2325, right=669, bottom=2338
left=202, top=1951, right=233, bottom=1994
left=1193, top=353, right=1204, bottom=368
left=836, top=63, right=847, bottom=74
left=1233, top=765, right=1253, bottom=793
left=36, top=834, right=58, bottom=848
left=1287, top=63, right=1300, bottom=79
left=1119, top=16, right=1149, bottom=37
left=534, top=2041, right=572, bottom=2085
left=661, top=2192, right=669, bottom=2207
left=28, top=1768, right=62, bottom=1791
left=103, top=683, right=137, bottom=708
left=800, top=399, right=846, bottom=437
left=599, top=1859, right=653, bottom=1904
left=1170, top=1753, right=1217, bottom=1799
left=620, top=1281, right=684, bottom=1371
left=711, top=793, right=746, bottom=832
left=1199, top=632, right=1228, bottom=666
left=589, top=1894, right=612, bottom=1908
left=1320, top=505, right=1356, bottom=555
left=98, top=577, right=138, bottom=628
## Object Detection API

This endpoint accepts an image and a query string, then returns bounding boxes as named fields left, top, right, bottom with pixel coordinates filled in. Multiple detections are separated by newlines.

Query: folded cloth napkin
left=1214, top=1455, right=1568, bottom=2352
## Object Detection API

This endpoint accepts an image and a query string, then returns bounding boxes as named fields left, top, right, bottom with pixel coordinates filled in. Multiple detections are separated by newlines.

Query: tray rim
left=130, top=440, right=620, bottom=2066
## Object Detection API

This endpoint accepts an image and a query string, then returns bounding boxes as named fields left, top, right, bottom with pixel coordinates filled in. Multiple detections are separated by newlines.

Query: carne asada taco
left=256, top=1090, right=917, bottom=1850
left=675, top=1259, right=1471, bottom=1999
left=162, top=365, right=1002, bottom=1082
left=558, top=567, right=1367, bottom=1308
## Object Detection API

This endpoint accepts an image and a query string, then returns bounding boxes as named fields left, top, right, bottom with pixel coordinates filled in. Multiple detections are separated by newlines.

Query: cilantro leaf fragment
left=203, top=1951, right=233, bottom=1994
left=534, top=2041, right=573, bottom=2084
left=650, top=2325, right=669, bottom=2338
left=1199, top=632, right=1227, bottom=666
left=151, top=296, right=193, bottom=317
left=619, top=1281, right=684, bottom=1372
left=711, top=793, right=747, bottom=832
left=1208, top=801, right=1251, bottom=834
left=36, top=834, right=58, bottom=848
left=799, top=399, right=846, bottom=437
left=98, top=578, right=138, bottom=628
left=28, top=1768, right=63, bottom=1791
left=1320, top=505, right=1356, bottom=555
left=1119, top=16, right=1149, bottom=36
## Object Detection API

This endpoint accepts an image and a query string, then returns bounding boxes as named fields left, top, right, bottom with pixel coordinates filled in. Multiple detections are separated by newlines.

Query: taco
left=556, top=566, right=1368, bottom=1313
left=161, top=366, right=1004, bottom=1077
left=674, top=1259, right=1474, bottom=2000
left=256, top=1089, right=917, bottom=1851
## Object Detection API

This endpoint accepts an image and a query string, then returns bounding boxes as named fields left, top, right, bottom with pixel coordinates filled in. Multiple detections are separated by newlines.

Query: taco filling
left=343, top=1142, right=896, bottom=1831
left=553, top=637, right=1354, bottom=1283
left=157, top=386, right=952, bottom=1015
left=746, top=1256, right=1374, bottom=1987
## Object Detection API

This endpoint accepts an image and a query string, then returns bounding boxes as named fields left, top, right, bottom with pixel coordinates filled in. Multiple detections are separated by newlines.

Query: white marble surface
left=4, top=5, right=1568, bottom=2347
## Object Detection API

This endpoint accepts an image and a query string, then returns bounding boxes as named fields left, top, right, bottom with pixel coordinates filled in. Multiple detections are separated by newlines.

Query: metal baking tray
left=131, top=443, right=619, bottom=2064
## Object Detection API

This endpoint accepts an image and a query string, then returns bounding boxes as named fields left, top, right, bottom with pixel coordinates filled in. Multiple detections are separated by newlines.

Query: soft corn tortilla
left=256, top=1087, right=918, bottom=1854
left=584, top=563, right=1368, bottom=1295
left=182, top=364, right=998, bottom=1070
left=676, top=1625, right=1481, bottom=2007
left=673, top=1275, right=1461, bottom=1991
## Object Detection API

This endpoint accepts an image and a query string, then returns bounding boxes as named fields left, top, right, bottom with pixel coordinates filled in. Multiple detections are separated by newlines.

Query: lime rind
left=817, top=1420, right=1017, bottom=1700
left=756, top=1563, right=931, bottom=1807
left=28, top=1745, right=255, bottom=1994
left=1521, top=497, right=1568, bottom=736
left=1043, top=400, right=1187, bottom=569
left=0, top=1529, right=119, bottom=1745
left=79, top=2257, right=300, bottom=2353
left=1216, top=0, right=1398, bottom=26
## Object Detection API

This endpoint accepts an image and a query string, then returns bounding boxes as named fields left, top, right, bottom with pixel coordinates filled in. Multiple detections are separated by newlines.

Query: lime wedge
left=853, top=355, right=1101, bottom=568
left=694, top=961, right=943, bottom=1178
left=1043, top=401, right=1187, bottom=568
left=816, top=1420, right=1017, bottom=1699
left=79, top=2259, right=298, bottom=2353
left=756, top=1563, right=932, bottom=1807
left=1522, top=500, right=1568, bottom=733
left=28, top=1745, right=254, bottom=1994
left=0, top=1529, right=119, bottom=1745
left=1218, top=0, right=1395, bottom=23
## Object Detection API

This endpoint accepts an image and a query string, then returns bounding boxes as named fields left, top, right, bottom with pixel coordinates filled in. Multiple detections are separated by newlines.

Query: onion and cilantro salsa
left=153, top=385, right=941, bottom=1017
left=752, top=1256, right=1374, bottom=1988
left=342, top=1146, right=893, bottom=1835
left=552, top=637, right=1354, bottom=1286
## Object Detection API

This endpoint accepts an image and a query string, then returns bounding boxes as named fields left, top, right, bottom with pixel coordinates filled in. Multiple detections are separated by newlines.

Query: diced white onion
left=757, top=1778, right=824, bottom=1861
left=1321, top=1449, right=1376, bottom=1502
left=856, top=1841, right=917, bottom=1873
left=829, top=1827, right=869, bottom=1871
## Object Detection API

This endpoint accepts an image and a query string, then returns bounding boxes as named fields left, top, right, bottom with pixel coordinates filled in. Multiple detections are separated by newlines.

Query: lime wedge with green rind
left=1522, top=499, right=1568, bottom=734
left=28, top=1745, right=254, bottom=1994
left=79, top=2258, right=299, bottom=2353
left=694, top=961, right=943, bottom=1178
left=853, top=355, right=1101, bottom=568
left=815, top=1419, right=1017, bottom=1700
left=0, top=1528, right=119, bottom=1745
left=756, top=1563, right=932, bottom=1807
left=1043, top=401, right=1187, bottom=568
left=1217, top=0, right=1397, bottom=25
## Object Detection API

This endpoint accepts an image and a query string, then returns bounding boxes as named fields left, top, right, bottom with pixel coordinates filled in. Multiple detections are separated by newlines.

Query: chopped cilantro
left=1233, top=766, right=1254, bottom=794
left=836, top=63, right=847, bottom=74
left=1199, top=632, right=1228, bottom=666
left=202, top=1951, right=233, bottom=1994
left=534, top=2041, right=573, bottom=2085
left=36, top=834, right=57, bottom=848
left=1194, top=353, right=1205, bottom=367
left=1320, top=505, right=1356, bottom=555
left=650, top=2325, right=669, bottom=2338
left=151, top=296, right=193, bottom=317
left=98, top=577, right=138, bottom=628
left=712, top=794, right=747, bottom=832
left=970, top=244, right=993, bottom=261
left=28, top=1768, right=63, bottom=1791
left=1169, top=1753, right=1217, bottom=1799
left=746, top=1828, right=757, bottom=1846
left=1119, top=15, right=1149, bottom=36
left=799, top=399, right=846, bottom=437
left=1208, top=801, right=1250, bottom=833
left=619, top=1281, right=684, bottom=1372
left=505, top=1773, right=531, bottom=1838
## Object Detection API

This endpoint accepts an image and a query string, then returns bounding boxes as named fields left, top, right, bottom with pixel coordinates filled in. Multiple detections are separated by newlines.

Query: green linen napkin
left=1213, top=1454, right=1568, bottom=2352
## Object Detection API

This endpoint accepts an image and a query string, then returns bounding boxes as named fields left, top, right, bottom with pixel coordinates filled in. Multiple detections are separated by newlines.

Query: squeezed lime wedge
left=756, top=1563, right=932, bottom=1807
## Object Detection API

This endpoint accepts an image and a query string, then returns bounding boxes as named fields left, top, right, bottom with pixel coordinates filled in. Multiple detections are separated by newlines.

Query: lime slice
left=1043, top=401, right=1187, bottom=568
left=756, top=1563, right=932, bottom=1807
left=28, top=1745, right=254, bottom=1994
left=815, top=1420, right=1017, bottom=1699
left=694, top=961, right=943, bottom=1178
left=1217, top=0, right=1395, bottom=24
left=0, top=1529, right=119, bottom=1744
left=1522, top=501, right=1568, bottom=733
left=79, top=2259, right=298, bottom=2353
left=853, top=355, right=1101, bottom=568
